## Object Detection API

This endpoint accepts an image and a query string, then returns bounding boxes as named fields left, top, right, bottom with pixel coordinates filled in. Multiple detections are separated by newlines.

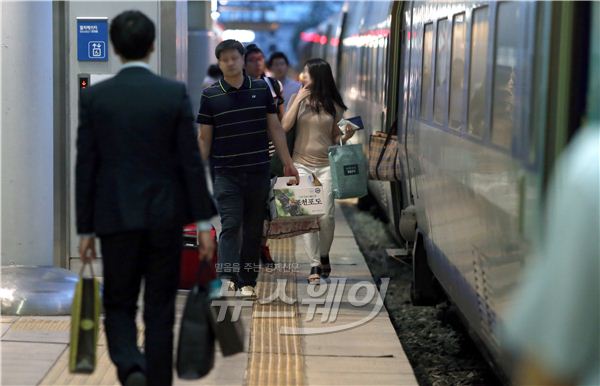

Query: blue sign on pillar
left=77, top=18, right=109, bottom=62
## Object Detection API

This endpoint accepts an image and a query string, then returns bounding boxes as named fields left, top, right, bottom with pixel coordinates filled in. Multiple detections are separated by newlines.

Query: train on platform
left=298, top=1, right=594, bottom=379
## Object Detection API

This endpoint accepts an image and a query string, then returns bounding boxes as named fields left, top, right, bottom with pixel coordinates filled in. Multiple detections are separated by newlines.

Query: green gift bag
left=328, top=141, right=368, bottom=199
left=69, top=262, right=101, bottom=374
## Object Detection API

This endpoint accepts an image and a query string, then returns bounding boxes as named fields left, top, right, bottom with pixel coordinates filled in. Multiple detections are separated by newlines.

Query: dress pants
left=100, top=228, right=182, bottom=386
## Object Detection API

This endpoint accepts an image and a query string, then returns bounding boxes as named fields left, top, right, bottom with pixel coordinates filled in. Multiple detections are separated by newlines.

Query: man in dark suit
left=76, top=10, right=216, bottom=386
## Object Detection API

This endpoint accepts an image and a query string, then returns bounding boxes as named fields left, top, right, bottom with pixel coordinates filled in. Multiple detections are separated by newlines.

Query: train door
left=541, top=1, right=592, bottom=187
left=388, top=1, right=416, bottom=244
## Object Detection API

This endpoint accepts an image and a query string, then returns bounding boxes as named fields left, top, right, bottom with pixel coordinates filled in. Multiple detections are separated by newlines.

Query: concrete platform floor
left=1, top=203, right=417, bottom=386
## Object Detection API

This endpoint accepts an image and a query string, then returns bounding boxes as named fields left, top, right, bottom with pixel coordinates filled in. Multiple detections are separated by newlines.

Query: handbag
left=328, top=139, right=368, bottom=199
left=368, top=120, right=401, bottom=181
left=208, top=294, right=245, bottom=357
left=69, top=262, right=101, bottom=374
left=176, top=265, right=215, bottom=379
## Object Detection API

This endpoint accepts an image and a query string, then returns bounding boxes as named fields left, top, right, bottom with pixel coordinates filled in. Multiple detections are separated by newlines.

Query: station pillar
left=1, top=0, right=54, bottom=266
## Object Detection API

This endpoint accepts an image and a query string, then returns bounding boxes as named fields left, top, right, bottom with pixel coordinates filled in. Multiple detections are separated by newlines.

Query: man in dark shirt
left=197, top=39, right=298, bottom=298
left=244, top=43, right=283, bottom=268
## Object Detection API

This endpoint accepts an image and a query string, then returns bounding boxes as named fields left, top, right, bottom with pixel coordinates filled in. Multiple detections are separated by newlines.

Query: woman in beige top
left=281, top=58, right=355, bottom=284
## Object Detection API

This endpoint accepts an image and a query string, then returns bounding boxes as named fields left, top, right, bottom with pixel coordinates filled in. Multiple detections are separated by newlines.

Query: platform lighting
left=0, top=288, right=15, bottom=302
left=222, top=29, right=255, bottom=43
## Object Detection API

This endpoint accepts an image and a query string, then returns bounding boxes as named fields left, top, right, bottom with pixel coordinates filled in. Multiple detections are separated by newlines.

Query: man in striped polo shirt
left=197, top=39, right=299, bottom=298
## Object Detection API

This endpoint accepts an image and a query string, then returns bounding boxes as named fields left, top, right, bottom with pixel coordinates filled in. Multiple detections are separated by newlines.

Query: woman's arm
left=281, top=88, right=309, bottom=131
left=332, top=108, right=356, bottom=145
left=333, top=124, right=356, bottom=145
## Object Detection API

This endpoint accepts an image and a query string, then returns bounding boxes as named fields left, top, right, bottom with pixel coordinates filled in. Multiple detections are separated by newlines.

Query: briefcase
left=69, top=262, right=101, bottom=374
left=176, top=282, right=215, bottom=379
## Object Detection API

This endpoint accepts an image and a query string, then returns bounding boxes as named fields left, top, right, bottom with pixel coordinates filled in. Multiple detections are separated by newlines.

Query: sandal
left=307, top=266, right=322, bottom=284
left=320, top=255, right=331, bottom=278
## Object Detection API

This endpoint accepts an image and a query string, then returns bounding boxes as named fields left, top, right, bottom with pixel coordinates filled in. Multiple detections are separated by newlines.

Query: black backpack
left=266, top=76, right=284, bottom=105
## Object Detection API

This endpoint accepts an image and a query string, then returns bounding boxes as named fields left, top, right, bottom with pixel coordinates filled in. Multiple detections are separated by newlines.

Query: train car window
left=372, top=44, right=377, bottom=103
left=492, top=2, right=525, bottom=149
left=374, top=43, right=380, bottom=105
left=377, top=43, right=382, bottom=105
left=434, top=18, right=450, bottom=125
left=351, top=48, right=358, bottom=97
left=381, top=37, right=387, bottom=105
left=421, top=23, right=434, bottom=120
left=362, top=47, right=368, bottom=98
left=468, top=6, right=489, bottom=138
left=365, top=46, right=373, bottom=100
left=369, top=44, right=374, bottom=102
left=366, top=45, right=370, bottom=100
left=449, top=13, right=466, bottom=130
left=358, top=47, right=362, bottom=98
left=354, top=47, right=359, bottom=97
left=376, top=42, right=381, bottom=104
left=357, top=46, right=365, bottom=98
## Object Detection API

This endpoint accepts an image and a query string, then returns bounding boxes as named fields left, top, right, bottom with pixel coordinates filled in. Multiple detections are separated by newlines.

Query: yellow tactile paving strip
left=246, top=238, right=305, bottom=386
left=31, top=238, right=304, bottom=386
left=10, top=319, right=71, bottom=333
left=41, top=346, right=119, bottom=386
left=39, top=321, right=144, bottom=385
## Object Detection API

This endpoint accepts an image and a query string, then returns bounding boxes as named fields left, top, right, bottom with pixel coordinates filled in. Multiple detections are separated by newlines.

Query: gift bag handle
left=375, top=120, right=398, bottom=180
left=79, top=261, right=96, bottom=278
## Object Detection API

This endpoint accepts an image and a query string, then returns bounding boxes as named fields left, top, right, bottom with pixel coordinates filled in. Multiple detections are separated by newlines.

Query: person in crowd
left=281, top=58, right=355, bottom=284
left=201, top=64, right=223, bottom=90
left=244, top=43, right=284, bottom=267
left=197, top=39, right=298, bottom=298
left=76, top=10, right=216, bottom=386
left=244, top=44, right=285, bottom=120
left=503, top=124, right=599, bottom=386
left=268, top=51, right=302, bottom=111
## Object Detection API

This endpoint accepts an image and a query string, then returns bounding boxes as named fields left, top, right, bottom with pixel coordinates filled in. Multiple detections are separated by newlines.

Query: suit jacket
left=76, top=66, right=216, bottom=236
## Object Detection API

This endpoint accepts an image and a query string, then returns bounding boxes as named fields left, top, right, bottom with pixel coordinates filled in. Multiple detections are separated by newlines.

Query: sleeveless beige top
left=292, top=101, right=344, bottom=167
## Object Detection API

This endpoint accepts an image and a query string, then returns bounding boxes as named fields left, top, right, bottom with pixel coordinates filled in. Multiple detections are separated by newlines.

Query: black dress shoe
left=320, top=255, right=331, bottom=278
left=125, top=371, right=146, bottom=386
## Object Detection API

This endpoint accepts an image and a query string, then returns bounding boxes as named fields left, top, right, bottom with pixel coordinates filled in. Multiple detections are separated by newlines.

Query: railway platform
left=1, top=203, right=417, bottom=386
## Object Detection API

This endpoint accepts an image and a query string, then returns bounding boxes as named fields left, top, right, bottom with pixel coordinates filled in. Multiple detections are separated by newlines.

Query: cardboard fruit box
left=270, top=175, right=325, bottom=221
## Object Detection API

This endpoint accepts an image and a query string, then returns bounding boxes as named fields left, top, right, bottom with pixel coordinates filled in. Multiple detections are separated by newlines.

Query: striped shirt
left=197, top=76, right=277, bottom=172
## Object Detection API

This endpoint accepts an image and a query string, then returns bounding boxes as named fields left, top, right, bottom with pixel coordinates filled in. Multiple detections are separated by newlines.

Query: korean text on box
left=270, top=175, right=325, bottom=221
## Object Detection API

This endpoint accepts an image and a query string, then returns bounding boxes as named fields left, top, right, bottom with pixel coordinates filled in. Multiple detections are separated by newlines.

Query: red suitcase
left=179, top=224, right=218, bottom=289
